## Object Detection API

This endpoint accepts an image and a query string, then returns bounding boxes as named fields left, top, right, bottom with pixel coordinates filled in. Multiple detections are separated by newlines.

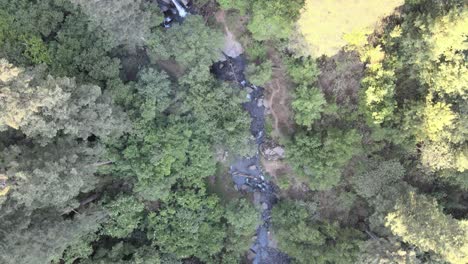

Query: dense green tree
left=361, top=3, right=468, bottom=180
left=247, top=0, right=304, bottom=40
left=101, top=195, right=145, bottom=238
left=47, top=12, right=120, bottom=85
left=349, top=158, right=413, bottom=235
left=0, top=60, right=127, bottom=144
left=291, top=85, right=326, bottom=128
left=2, top=1, right=466, bottom=264
left=245, top=60, right=272, bottom=86
left=0, top=0, right=121, bottom=86
left=245, top=41, right=268, bottom=61
left=70, top=0, right=156, bottom=50
left=58, top=233, right=98, bottom=264
left=360, top=49, right=397, bottom=125
left=386, top=192, right=468, bottom=263
left=216, top=198, right=260, bottom=263
left=1, top=138, right=103, bottom=211
left=217, top=0, right=250, bottom=14
left=0, top=209, right=104, bottom=264
left=272, top=200, right=364, bottom=264
left=146, top=190, right=226, bottom=262
left=351, top=159, right=405, bottom=199
left=287, top=129, right=362, bottom=190
left=81, top=242, right=180, bottom=264
left=110, top=119, right=214, bottom=201
left=358, top=237, right=419, bottom=264
left=0, top=62, right=123, bottom=211
left=178, top=74, right=254, bottom=157
left=0, top=0, right=65, bottom=65
left=286, top=56, right=320, bottom=86
left=134, top=68, right=173, bottom=116
left=149, top=15, right=223, bottom=68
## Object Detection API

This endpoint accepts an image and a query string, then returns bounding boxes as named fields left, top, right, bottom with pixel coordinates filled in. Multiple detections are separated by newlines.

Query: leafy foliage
left=217, top=198, right=260, bottom=263
left=146, top=190, right=226, bottom=262
left=272, top=200, right=364, bottom=264
left=351, top=160, right=405, bottom=199
left=386, top=192, right=468, bottom=263
left=1, top=1, right=467, bottom=263
left=217, top=0, right=250, bottom=14
left=101, top=195, right=145, bottom=238
left=291, top=85, right=326, bottom=128
left=0, top=60, right=127, bottom=143
left=287, top=129, right=362, bottom=190
left=245, top=60, right=272, bottom=86
left=0, top=209, right=104, bottom=264
left=149, top=15, right=223, bottom=68
left=286, top=56, right=320, bottom=85
left=248, top=0, right=304, bottom=40
left=70, top=0, right=156, bottom=50
left=357, top=237, right=419, bottom=264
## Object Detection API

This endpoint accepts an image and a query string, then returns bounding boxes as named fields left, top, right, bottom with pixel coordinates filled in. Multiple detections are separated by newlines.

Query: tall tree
left=0, top=59, right=127, bottom=144
left=146, top=190, right=226, bottom=262
left=100, top=195, right=145, bottom=238
left=272, top=200, right=364, bottom=264
left=0, top=208, right=104, bottom=264
left=70, top=0, right=156, bottom=50
left=386, top=192, right=468, bottom=263
left=149, top=15, right=223, bottom=68
left=291, top=85, right=326, bottom=128
left=215, top=198, right=260, bottom=263
left=1, top=138, right=103, bottom=211
left=287, top=129, right=362, bottom=190
left=247, top=0, right=304, bottom=40
left=351, top=159, right=405, bottom=199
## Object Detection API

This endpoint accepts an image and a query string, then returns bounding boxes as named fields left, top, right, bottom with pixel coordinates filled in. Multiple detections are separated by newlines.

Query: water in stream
left=213, top=56, right=290, bottom=264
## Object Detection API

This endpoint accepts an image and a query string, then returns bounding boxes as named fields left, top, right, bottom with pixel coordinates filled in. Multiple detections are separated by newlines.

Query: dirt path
left=264, top=48, right=295, bottom=139
left=215, top=10, right=243, bottom=59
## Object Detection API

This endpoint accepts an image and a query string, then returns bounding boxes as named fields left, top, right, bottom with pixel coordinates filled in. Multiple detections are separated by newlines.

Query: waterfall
left=171, top=0, right=187, bottom=18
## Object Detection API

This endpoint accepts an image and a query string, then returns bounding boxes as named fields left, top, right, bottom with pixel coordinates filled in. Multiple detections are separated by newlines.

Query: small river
left=212, top=56, right=290, bottom=264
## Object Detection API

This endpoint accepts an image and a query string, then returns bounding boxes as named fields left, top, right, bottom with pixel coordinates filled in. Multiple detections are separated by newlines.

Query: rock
left=241, top=185, right=249, bottom=191
left=263, top=99, right=269, bottom=108
left=272, top=146, right=285, bottom=157
left=253, top=192, right=261, bottom=204
left=260, top=140, right=286, bottom=161
left=262, top=203, right=269, bottom=210
left=257, top=98, right=263, bottom=107
left=246, top=87, right=253, bottom=93
left=247, top=250, right=256, bottom=261
left=248, top=165, right=257, bottom=170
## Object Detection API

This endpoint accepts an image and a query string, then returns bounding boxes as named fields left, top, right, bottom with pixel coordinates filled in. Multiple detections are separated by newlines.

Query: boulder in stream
left=260, top=140, right=286, bottom=161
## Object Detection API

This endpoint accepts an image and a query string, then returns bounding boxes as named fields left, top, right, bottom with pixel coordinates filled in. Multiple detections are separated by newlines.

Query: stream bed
left=212, top=56, right=290, bottom=264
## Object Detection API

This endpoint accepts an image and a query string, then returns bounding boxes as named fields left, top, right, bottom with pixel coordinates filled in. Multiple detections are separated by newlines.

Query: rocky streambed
left=213, top=56, right=290, bottom=264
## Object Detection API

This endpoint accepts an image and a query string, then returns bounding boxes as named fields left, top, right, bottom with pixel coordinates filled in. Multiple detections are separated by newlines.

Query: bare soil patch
left=264, top=47, right=296, bottom=140
left=262, top=158, right=292, bottom=180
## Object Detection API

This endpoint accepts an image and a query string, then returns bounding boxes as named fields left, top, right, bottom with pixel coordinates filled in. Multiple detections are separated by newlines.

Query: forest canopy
left=0, top=0, right=467, bottom=263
